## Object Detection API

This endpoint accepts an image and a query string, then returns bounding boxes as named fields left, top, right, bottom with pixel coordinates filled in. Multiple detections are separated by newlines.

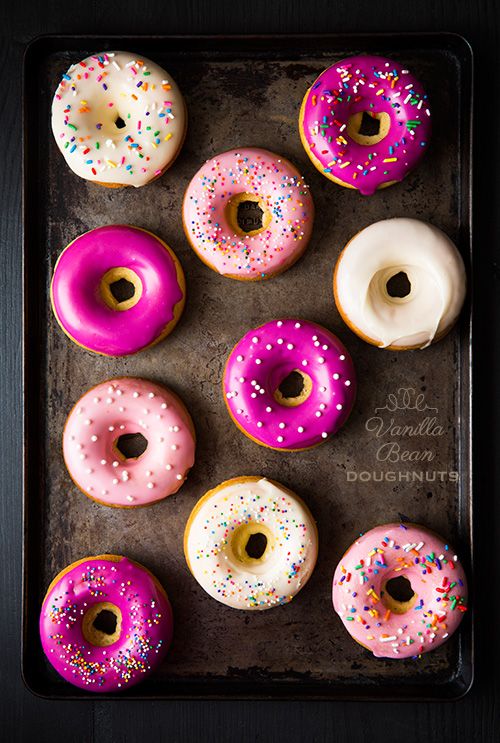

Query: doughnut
left=333, top=218, right=466, bottom=350
left=299, top=55, right=431, bottom=195
left=40, top=554, right=173, bottom=691
left=51, top=225, right=185, bottom=357
left=182, top=148, right=314, bottom=280
left=332, top=523, right=468, bottom=658
left=63, top=377, right=195, bottom=507
left=52, top=51, right=186, bottom=187
left=184, top=476, right=318, bottom=610
left=223, top=319, right=356, bottom=451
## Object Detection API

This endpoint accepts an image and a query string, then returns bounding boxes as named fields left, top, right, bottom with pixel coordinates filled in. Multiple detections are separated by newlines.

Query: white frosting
left=51, top=51, right=186, bottom=187
left=184, top=478, right=318, bottom=610
left=334, top=218, right=466, bottom=349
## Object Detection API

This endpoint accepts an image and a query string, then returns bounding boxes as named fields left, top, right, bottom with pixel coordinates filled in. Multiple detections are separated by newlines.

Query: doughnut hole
left=386, top=271, right=411, bottom=299
left=82, top=602, right=122, bottom=647
left=100, top=267, right=143, bottom=311
left=381, top=575, right=417, bottom=614
left=274, top=369, right=313, bottom=407
left=225, top=192, right=272, bottom=237
left=114, top=432, right=148, bottom=460
left=347, top=110, right=391, bottom=146
left=231, top=523, right=275, bottom=567
left=114, top=115, right=126, bottom=130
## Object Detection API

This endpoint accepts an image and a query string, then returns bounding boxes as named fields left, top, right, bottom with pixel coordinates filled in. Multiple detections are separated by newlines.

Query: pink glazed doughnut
left=299, top=55, right=431, bottom=195
left=40, top=555, right=173, bottom=692
left=223, top=319, right=356, bottom=451
left=332, top=523, right=468, bottom=659
left=51, top=225, right=185, bottom=356
left=63, top=377, right=196, bottom=507
left=182, top=148, right=314, bottom=280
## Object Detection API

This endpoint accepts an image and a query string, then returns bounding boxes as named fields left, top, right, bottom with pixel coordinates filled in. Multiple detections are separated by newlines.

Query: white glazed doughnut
left=51, top=51, right=186, bottom=187
left=333, top=218, right=466, bottom=350
left=184, top=476, right=318, bottom=610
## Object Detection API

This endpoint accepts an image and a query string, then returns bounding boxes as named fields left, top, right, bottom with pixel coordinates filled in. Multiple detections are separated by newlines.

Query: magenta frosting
left=223, top=319, right=356, bottom=450
left=40, top=556, right=173, bottom=692
left=51, top=225, right=184, bottom=356
left=300, top=55, right=431, bottom=195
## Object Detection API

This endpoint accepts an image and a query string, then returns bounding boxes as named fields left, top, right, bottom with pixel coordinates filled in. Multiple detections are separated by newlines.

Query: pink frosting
left=51, top=225, right=184, bottom=356
left=183, top=148, right=314, bottom=279
left=63, top=377, right=195, bottom=507
left=40, top=556, right=173, bottom=692
left=332, top=523, right=468, bottom=659
left=223, top=319, right=356, bottom=450
left=300, top=55, right=431, bottom=195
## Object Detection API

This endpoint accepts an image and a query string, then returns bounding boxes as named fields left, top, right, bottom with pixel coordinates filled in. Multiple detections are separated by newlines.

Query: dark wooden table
left=2, top=1, right=499, bottom=741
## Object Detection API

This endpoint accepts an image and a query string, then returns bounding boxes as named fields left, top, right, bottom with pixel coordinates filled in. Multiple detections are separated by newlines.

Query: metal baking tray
left=22, top=33, right=473, bottom=700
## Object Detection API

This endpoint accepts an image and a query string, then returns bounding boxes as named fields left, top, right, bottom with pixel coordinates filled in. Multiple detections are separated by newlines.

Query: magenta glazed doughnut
left=332, top=523, right=468, bottom=659
left=299, top=55, right=431, bottom=195
left=40, top=554, right=173, bottom=692
left=223, top=319, right=356, bottom=451
left=51, top=225, right=185, bottom=356
left=182, top=147, right=314, bottom=280
left=63, top=377, right=196, bottom=507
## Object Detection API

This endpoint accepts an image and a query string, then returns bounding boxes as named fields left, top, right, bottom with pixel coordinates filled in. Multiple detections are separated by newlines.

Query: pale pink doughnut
left=63, top=377, right=196, bottom=507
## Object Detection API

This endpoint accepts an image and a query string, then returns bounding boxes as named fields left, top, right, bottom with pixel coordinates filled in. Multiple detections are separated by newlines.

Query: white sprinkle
left=321, top=432, right=328, bottom=439
left=148, top=392, right=155, bottom=398
left=339, top=355, right=346, bottom=361
left=252, top=336, right=259, bottom=343
left=379, top=635, right=397, bottom=643
left=146, top=470, right=152, bottom=476
left=239, top=377, right=245, bottom=383
left=171, top=444, right=178, bottom=451
left=108, top=426, right=114, bottom=432
left=319, top=403, right=326, bottom=410
left=93, top=397, right=100, bottom=404
left=257, top=421, right=263, bottom=428
left=345, top=380, right=351, bottom=386
left=236, top=355, right=244, bottom=362
left=119, top=406, right=125, bottom=412
left=322, top=344, right=329, bottom=350
left=84, top=419, right=92, bottom=425
left=161, top=402, right=167, bottom=409
left=76, top=444, right=82, bottom=450
left=320, top=386, right=326, bottom=392
left=173, top=425, right=179, bottom=433
left=298, top=426, right=304, bottom=433
left=100, top=459, right=107, bottom=465
left=76, top=407, right=82, bottom=415
left=312, top=335, right=318, bottom=341
left=336, top=403, right=343, bottom=410
left=126, top=495, right=134, bottom=503
left=176, top=474, right=183, bottom=481
left=277, top=435, right=284, bottom=443
left=112, top=460, right=119, bottom=468
left=147, top=482, right=154, bottom=489
left=266, top=406, right=272, bottom=413
left=79, top=453, right=86, bottom=460
left=333, top=373, right=340, bottom=380
left=315, top=411, right=322, bottom=417
left=314, top=341, right=320, bottom=347
left=133, top=392, right=139, bottom=398
left=91, top=435, right=98, bottom=442
left=106, top=397, right=113, bottom=404
left=277, top=321, right=283, bottom=327
left=255, top=358, right=262, bottom=365
left=287, top=343, right=294, bottom=350
left=266, top=344, right=273, bottom=350
left=112, top=478, right=119, bottom=485
left=165, top=464, right=172, bottom=470
left=302, top=360, right=308, bottom=367
left=318, top=357, right=325, bottom=364
left=277, top=338, right=284, bottom=345
left=279, top=422, right=285, bottom=429
left=294, top=322, right=301, bottom=328
left=101, top=489, right=108, bottom=496
left=86, top=468, right=93, bottom=474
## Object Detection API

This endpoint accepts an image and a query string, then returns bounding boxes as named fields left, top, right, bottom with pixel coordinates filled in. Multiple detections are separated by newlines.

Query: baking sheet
left=22, top=33, right=473, bottom=699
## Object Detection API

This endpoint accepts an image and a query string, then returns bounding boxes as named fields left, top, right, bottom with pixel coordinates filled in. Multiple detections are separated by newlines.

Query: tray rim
left=21, top=30, right=474, bottom=702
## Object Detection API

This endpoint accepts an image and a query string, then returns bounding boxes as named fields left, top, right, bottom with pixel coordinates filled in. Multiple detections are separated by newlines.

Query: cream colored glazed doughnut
left=333, top=218, right=466, bottom=350
left=52, top=51, right=186, bottom=187
left=184, top=476, right=318, bottom=610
